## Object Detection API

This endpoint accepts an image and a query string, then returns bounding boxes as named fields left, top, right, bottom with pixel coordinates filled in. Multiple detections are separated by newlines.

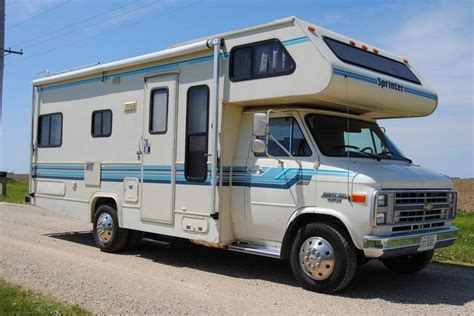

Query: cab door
left=244, top=114, right=317, bottom=242
left=140, top=73, right=178, bottom=224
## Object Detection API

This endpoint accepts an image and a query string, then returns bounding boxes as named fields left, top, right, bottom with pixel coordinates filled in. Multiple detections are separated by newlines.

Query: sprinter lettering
left=377, top=78, right=404, bottom=92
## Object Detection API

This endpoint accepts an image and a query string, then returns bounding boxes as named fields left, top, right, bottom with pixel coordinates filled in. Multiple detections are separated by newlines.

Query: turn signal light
left=403, top=58, right=409, bottom=64
left=351, top=194, right=366, bottom=203
left=372, top=48, right=379, bottom=54
left=307, top=26, right=316, bottom=32
left=349, top=40, right=356, bottom=46
left=361, top=44, right=368, bottom=50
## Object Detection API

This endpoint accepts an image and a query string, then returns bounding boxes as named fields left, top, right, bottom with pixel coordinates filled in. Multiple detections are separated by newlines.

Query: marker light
left=307, top=26, right=316, bottom=32
left=351, top=194, right=366, bottom=203
left=361, top=44, right=368, bottom=50
left=372, top=48, right=379, bottom=54
left=349, top=40, right=356, bottom=46
left=403, top=58, right=409, bottom=64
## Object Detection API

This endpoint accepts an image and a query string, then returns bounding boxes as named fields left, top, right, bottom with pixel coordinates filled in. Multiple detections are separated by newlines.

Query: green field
left=434, top=212, right=474, bottom=265
left=0, top=278, right=90, bottom=315
left=1, top=179, right=472, bottom=265
left=0, top=179, right=28, bottom=204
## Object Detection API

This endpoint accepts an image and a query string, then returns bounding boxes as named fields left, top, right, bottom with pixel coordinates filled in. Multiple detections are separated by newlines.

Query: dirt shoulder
left=0, top=203, right=473, bottom=314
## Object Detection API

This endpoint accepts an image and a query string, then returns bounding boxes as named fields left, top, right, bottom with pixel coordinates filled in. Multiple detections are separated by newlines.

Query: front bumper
left=363, top=226, right=459, bottom=258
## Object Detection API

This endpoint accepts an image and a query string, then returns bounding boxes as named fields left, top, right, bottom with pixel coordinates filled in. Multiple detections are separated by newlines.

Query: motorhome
left=29, top=17, right=458, bottom=293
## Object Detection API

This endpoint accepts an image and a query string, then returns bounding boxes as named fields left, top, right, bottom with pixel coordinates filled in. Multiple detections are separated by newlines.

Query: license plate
left=418, top=234, right=437, bottom=251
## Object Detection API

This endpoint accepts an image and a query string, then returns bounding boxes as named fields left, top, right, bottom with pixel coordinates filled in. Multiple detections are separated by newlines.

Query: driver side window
left=255, top=117, right=312, bottom=157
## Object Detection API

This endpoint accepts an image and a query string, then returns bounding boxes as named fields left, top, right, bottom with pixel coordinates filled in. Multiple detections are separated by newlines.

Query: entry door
left=141, top=74, right=178, bottom=224
left=244, top=114, right=317, bottom=242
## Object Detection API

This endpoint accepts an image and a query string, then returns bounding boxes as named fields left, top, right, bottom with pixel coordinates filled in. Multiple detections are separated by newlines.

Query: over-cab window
left=230, top=39, right=296, bottom=82
left=323, top=37, right=420, bottom=84
left=256, top=117, right=311, bottom=157
left=38, top=113, right=62, bottom=147
left=149, top=88, right=168, bottom=134
left=185, top=85, right=209, bottom=182
left=91, top=109, right=112, bottom=137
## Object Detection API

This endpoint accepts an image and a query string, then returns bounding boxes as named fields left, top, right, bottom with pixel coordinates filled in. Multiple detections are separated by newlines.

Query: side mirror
left=252, top=112, right=267, bottom=137
left=251, top=138, right=266, bottom=154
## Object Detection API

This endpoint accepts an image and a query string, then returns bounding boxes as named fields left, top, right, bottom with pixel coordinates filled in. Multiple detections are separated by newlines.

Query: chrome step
left=228, top=243, right=281, bottom=259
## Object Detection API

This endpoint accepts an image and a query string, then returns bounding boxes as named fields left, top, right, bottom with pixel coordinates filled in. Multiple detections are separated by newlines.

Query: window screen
left=185, top=85, right=209, bottom=181
left=230, top=39, right=296, bottom=81
left=256, top=117, right=311, bottom=157
left=150, top=88, right=168, bottom=134
left=91, top=110, right=112, bottom=137
left=38, top=113, right=62, bottom=147
left=323, top=37, right=420, bottom=84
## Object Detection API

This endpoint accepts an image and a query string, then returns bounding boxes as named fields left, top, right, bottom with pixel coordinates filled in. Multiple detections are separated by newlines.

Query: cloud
left=379, top=1, right=473, bottom=177
left=380, top=1, right=473, bottom=108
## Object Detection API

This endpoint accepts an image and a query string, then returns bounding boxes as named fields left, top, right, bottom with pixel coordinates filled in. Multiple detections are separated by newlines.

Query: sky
left=1, top=0, right=473, bottom=178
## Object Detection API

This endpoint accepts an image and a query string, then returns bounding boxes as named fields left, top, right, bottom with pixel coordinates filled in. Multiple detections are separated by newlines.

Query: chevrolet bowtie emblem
left=423, top=203, right=433, bottom=211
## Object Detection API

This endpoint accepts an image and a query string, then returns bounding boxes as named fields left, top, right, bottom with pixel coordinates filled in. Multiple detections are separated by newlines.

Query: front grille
left=394, top=192, right=450, bottom=224
left=381, top=191, right=455, bottom=233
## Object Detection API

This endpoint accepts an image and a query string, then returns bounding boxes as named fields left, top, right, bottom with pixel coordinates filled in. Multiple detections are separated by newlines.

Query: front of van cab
left=304, top=111, right=458, bottom=260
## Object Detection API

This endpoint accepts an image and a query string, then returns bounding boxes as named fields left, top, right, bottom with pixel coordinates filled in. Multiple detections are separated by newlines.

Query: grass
left=1, top=179, right=472, bottom=265
left=434, top=212, right=474, bottom=266
left=0, top=179, right=29, bottom=204
left=0, top=278, right=90, bottom=315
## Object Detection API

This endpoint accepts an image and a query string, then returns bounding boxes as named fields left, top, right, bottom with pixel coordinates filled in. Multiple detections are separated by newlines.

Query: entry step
left=228, top=242, right=281, bottom=259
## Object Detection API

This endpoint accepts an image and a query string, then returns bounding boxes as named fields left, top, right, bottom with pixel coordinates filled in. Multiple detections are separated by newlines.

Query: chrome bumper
left=363, top=226, right=459, bottom=258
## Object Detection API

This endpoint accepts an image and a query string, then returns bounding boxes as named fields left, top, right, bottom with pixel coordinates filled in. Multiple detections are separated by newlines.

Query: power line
left=5, top=1, right=198, bottom=66
left=20, top=0, right=162, bottom=51
left=3, top=47, right=22, bottom=56
left=12, top=0, right=138, bottom=47
left=5, top=0, right=71, bottom=31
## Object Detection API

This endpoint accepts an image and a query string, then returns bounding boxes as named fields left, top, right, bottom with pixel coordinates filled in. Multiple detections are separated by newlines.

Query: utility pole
left=0, top=0, right=23, bottom=122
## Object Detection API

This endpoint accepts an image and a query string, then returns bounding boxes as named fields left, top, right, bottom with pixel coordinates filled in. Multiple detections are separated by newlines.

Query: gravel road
left=1, top=203, right=473, bottom=315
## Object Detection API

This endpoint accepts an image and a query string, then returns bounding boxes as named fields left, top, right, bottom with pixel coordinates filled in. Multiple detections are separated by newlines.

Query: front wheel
left=289, top=222, right=357, bottom=294
left=93, top=204, right=129, bottom=253
left=381, top=251, right=433, bottom=273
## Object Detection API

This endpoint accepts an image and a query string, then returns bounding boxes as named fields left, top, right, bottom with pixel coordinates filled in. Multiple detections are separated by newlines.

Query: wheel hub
left=97, top=213, right=114, bottom=244
left=299, top=236, right=335, bottom=280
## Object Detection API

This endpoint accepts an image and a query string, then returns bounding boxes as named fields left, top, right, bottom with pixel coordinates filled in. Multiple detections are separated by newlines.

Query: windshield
left=305, top=113, right=407, bottom=161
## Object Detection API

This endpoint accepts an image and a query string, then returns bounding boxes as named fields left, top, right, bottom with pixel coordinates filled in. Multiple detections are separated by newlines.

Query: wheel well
left=280, top=213, right=352, bottom=260
left=90, top=197, right=117, bottom=222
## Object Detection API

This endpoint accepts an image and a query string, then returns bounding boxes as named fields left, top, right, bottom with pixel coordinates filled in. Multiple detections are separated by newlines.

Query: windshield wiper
left=376, top=151, right=412, bottom=163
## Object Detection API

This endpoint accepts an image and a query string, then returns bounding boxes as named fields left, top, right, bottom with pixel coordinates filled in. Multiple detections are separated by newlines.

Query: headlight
left=376, top=212, right=386, bottom=224
left=377, top=194, right=388, bottom=207
left=447, top=192, right=455, bottom=203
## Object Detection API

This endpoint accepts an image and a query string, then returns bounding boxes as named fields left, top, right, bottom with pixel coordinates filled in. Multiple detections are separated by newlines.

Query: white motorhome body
left=30, top=17, right=458, bottom=293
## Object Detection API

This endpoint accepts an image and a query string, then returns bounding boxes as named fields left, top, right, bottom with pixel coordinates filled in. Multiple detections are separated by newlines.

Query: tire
left=289, top=222, right=357, bottom=294
left=381, top=250, right=433, bottom=273
left=93, top=204, right=129, bottom=253
left=125, top=230, right=144, bottom=250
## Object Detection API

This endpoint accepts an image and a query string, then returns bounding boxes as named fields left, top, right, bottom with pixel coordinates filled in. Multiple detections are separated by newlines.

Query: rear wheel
left=289, top=222, right=357, bottom=294
left=93, top=204, right=128, bottom=252
left=381, top=251, right=433, bottom=273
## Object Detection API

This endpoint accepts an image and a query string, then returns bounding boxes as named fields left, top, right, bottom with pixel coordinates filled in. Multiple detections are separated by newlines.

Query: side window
left=256, top=117, right=311, bottom=157
left=230, top=39, right=296, bottom=82
left=149, top=88, right=168, bottom=134
left=38, top=113, right=62, bottom=147
left=91, top=109, right=112, bottom=137
left=185, top=85, right=209, bottom=182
